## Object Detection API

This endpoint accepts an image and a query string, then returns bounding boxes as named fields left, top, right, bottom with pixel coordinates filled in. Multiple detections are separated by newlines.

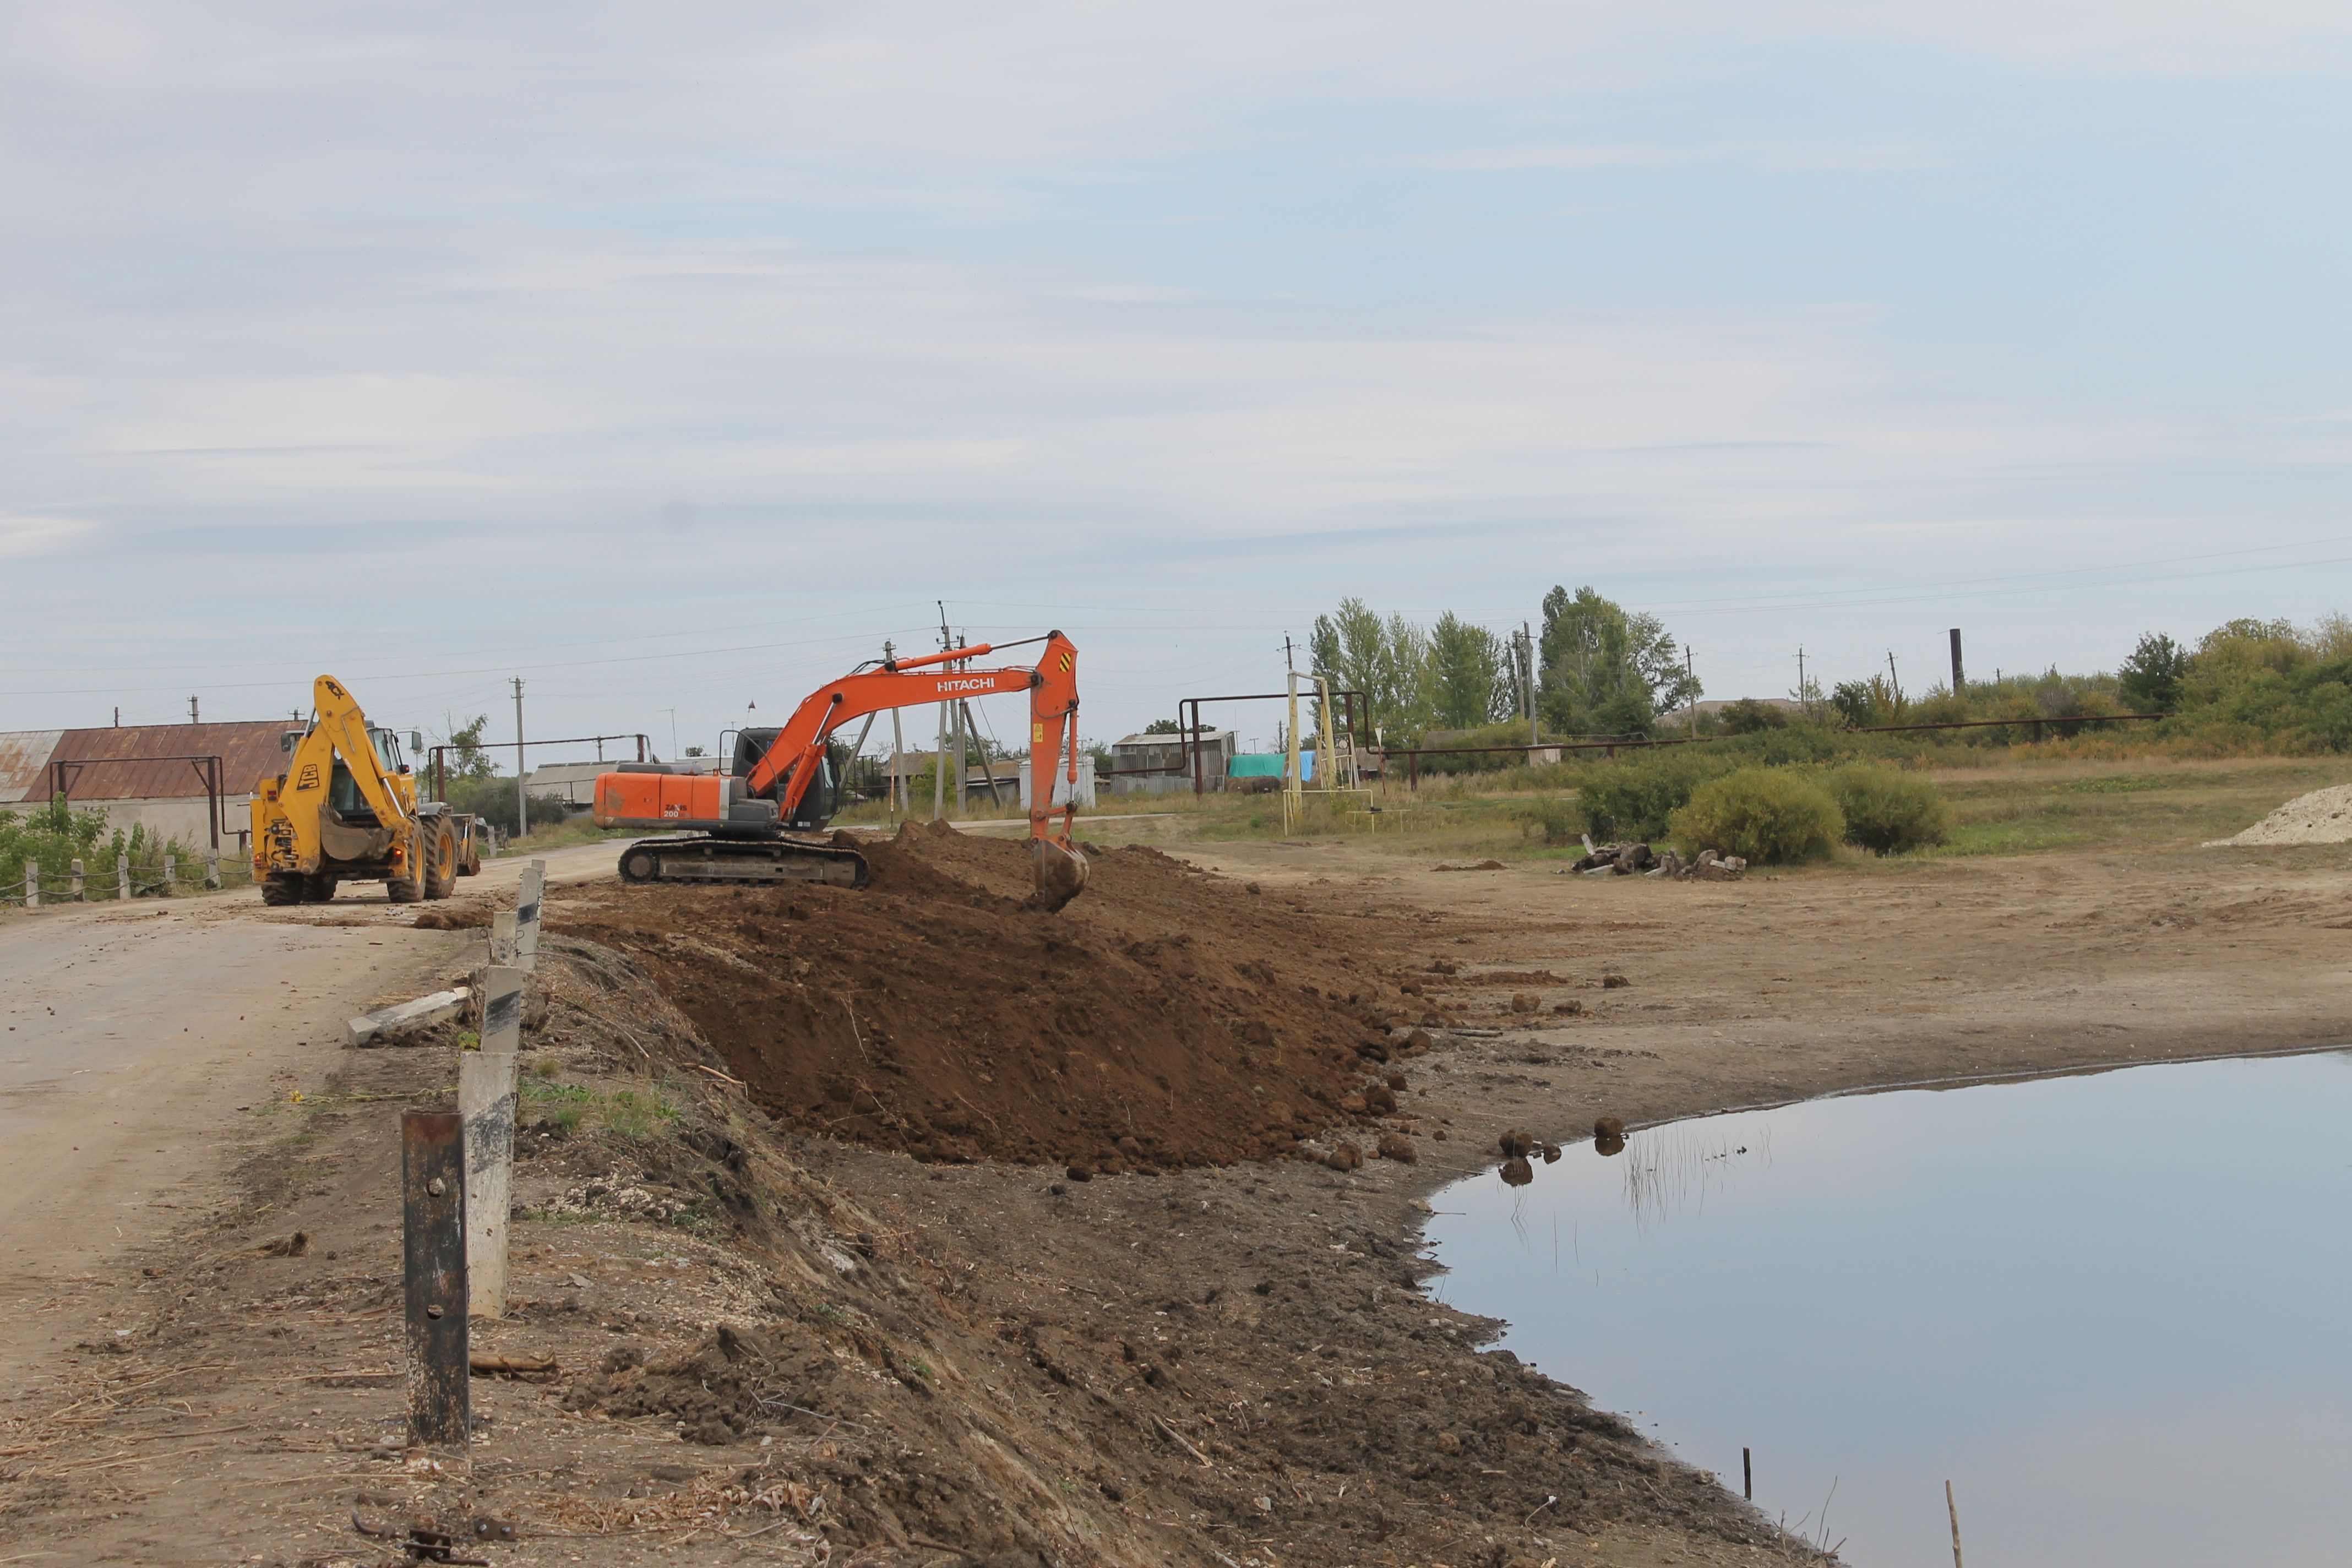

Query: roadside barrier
left=4, top=850, right=249, bottom=907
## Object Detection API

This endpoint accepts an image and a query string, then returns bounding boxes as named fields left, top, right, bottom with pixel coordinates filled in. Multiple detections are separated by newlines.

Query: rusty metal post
left=402, top=1109, right=469, bottom=1449
left=1407, top=750, right=1417, bottom=792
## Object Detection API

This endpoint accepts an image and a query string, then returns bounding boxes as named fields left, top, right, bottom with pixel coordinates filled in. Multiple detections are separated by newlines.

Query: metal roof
left=39, top=723, right=292, bottom=801
left=0, top=729, right=64, bottom=804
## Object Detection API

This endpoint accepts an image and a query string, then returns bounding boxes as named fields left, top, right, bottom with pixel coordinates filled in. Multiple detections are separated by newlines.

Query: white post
left=70, top=858, right=84, bottom=901
left=489, top=911, right=518, bottom=967
left=459, top=1048, right=519, bottom=1319
left=23, top=862, right=36, bottom=910
left=205, top=850, right=221, bottom=889
left=516, top=860, right=545, bottom=972
left=480, top=964, right=526, bottom=1054
left=117, top=853, right=130, bottom=900
left=163, top=854, right=175, bottom=892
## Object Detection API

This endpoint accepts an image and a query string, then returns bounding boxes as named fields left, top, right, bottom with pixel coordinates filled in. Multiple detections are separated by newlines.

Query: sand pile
left=2205, top=783, right=2352, bottom=846
left=556, top=823, right=1415, bottom=1169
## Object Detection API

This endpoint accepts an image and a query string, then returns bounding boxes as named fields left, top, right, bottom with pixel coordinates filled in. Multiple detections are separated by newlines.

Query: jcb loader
left=251, top=675, right=480, bottom=905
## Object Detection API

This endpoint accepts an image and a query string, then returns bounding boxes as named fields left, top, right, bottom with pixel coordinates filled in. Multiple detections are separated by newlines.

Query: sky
left=5, top=2, right=2351, bottom=758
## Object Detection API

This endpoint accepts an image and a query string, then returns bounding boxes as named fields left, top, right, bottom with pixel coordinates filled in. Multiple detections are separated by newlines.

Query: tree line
left=1308, top=586, right=1701, bottom=745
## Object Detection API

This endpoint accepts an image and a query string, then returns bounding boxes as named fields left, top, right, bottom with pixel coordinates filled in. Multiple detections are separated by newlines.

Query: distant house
left=0, top=721, right=292, bottom=854
left=1105, top=729, right=1235, bottom=795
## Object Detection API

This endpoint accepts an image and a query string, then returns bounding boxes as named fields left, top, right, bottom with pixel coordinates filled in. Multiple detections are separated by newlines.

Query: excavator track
left=616, top=835, right=869, bottom=889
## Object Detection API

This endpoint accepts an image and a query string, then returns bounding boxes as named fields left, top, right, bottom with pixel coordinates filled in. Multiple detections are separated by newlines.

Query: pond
left=1421, top=1051, right=2352, bottom=1566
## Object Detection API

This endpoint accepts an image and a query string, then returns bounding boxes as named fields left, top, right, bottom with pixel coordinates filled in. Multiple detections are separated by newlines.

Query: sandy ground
left=1, top=830, right=2345, bottom=1566
left=0, top=842, right=626, bottom=1392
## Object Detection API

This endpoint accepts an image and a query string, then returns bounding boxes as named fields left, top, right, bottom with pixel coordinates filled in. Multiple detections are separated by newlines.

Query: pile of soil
left=556, top=823, right=1420, bottom=1169
left=2207, top=782, right=2352, bottom=845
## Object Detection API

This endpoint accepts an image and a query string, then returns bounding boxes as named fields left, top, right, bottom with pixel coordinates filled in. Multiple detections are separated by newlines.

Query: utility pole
left=1948, top=628, right=1965, bottom=694
left=933, top=604, right=951, bottom=821
left=1523, top=621, right=1538, bottom=744
left=113, top=706, right=121, bottom=728
left=661, top=708, right=678, bottom=761
left=885, top=641, right=904, bottom=820
left=189, top=695, right=199, bottom=723
left=1887, top=651, right=1903, bottom=709
left=511, top=678, right=527, bottom=841
left=951, top=628, right=971, bottom=815
left=1796, top=647, right=1808, bottom=718
left=1686, top=647, right=1697, bottom=731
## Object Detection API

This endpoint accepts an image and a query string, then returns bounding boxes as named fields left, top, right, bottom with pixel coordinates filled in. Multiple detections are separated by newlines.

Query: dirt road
left=0, top=842, right=621, bottom=1392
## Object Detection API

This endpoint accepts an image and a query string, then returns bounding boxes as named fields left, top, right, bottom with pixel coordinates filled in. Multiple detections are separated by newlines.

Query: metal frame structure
left=47, top=754, right=225, bottom=851
left=429, top=733, right=649, bottom=802
left=1099, top=689, right=1375, bottom=797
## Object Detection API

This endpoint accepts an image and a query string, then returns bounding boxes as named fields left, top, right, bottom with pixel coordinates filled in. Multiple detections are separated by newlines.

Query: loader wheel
left=619, top=846, right=659, bottom=884
left=423, top=827, right=457, bottom=899
left=385, top=869, right=422, bottom=903
left=261, top=874, right=303, bottom=907
left=303, top=874, right=340, bottom=903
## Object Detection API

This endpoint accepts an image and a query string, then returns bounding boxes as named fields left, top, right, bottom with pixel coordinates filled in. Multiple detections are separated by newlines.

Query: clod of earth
left=1593, top=1115, right=1626, bottom=1140
left=1602, top=973, right=1631, bottom=988
left=1497, top=1129, right=1534, bottom=1158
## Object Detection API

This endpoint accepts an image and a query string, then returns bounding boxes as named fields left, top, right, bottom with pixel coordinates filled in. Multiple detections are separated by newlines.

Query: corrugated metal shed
left=45, top=723, right=291, bottom=800
left=0, top=729, right=66, bottom=803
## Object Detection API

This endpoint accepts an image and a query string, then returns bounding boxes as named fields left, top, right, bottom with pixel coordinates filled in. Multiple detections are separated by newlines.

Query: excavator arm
left=745, top=631, right=1087, bottom=907
left=594, top=631, right=1088, bottom=909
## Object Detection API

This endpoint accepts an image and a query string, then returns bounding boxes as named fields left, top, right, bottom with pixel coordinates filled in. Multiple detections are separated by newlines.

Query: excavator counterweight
left=594, top=630, right=1088, bottom=908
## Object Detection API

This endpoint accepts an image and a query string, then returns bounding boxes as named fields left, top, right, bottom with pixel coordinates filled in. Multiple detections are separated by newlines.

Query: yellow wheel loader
left=251, top=675, right=478, bottom=906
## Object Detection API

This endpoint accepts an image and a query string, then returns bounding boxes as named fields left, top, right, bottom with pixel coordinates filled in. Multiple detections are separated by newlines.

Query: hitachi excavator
left=252, top=675, right=481, bottom=906
left=592, top=630, right=1090, bottom=910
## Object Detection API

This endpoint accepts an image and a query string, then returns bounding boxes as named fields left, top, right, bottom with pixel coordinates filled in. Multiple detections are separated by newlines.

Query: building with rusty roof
left=0, top=722, right=292, bottom=853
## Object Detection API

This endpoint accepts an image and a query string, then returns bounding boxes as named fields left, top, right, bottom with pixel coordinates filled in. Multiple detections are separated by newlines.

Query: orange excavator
left=591, top=630, right=1089, bottom=910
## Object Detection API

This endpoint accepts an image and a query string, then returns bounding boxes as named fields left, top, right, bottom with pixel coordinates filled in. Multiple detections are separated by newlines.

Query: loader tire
left=303, top=874, right=340, bottom=903
left=423, top=826, right=457, bottom=900
left=385, top=870, right=422, bottom=904
left=261, top=874, right=303, bottom=907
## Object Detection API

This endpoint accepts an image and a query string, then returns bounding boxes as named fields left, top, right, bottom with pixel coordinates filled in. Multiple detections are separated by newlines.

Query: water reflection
left=1423, top=1052, right=2352, bottom=1568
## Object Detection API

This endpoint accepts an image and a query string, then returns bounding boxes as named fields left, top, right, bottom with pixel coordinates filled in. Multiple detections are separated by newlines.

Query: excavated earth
left=562, top=822, right=1428, bottom=1172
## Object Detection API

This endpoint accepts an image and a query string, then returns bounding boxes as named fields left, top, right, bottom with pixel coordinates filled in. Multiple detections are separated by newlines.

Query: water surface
left=1422, top=1052, right=2352, bottom=1566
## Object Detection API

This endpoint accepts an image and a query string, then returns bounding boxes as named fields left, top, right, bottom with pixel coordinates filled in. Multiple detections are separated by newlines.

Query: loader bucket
left=1030, top=838, right=1090, bottom=912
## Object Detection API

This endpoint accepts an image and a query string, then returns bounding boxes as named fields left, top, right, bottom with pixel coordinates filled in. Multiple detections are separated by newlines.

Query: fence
left=1382, top=712, right=2173, bottom=790
left=2, top=848, right=258, bottom=908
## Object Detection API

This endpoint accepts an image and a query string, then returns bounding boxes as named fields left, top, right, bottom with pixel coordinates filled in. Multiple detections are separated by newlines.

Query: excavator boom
left=594, top=631, right=1088, bottom=909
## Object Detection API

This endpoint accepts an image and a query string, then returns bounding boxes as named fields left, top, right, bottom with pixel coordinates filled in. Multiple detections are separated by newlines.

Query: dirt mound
left=2206, top=783, right=2352, bottom=846
left=555, top=825, right=1419, bottom=1168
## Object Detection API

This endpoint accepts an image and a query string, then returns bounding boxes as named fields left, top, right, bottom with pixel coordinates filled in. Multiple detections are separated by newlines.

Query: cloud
left=1412, top=141, right=1954, bottom=174
left=0, top=514, right=97, bottom=559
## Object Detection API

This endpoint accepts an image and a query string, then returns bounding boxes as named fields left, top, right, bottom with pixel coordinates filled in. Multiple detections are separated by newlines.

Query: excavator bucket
left=1030, top=838, right=1090, bottom=912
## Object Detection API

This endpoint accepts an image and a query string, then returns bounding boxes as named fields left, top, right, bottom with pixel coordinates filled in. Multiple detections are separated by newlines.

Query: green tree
left=2116, top=633, right=2187, bottom=712
left=1536, top=585, right=1698, bottom=736
left=1310, top=598, right=1434, bottom=743
left=1428, top=613, right=1512, bottom=730
left=435, top=714, right=498, bottom=782
left=1142, top=718, right=1182, bottom=734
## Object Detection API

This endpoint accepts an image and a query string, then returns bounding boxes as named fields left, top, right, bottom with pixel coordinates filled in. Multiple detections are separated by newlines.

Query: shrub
left=1517, top=795, right=1582, bottom=846
left=1572, top=749, right=1732, bottom=840
left=1828, top=764, right=1951, bottom=854
left=1670, top=767, right=1842, bottom=865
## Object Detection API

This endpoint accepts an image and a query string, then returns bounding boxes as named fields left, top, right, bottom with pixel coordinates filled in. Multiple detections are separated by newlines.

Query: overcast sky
left=5, top=2, right=2350, bottom=757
